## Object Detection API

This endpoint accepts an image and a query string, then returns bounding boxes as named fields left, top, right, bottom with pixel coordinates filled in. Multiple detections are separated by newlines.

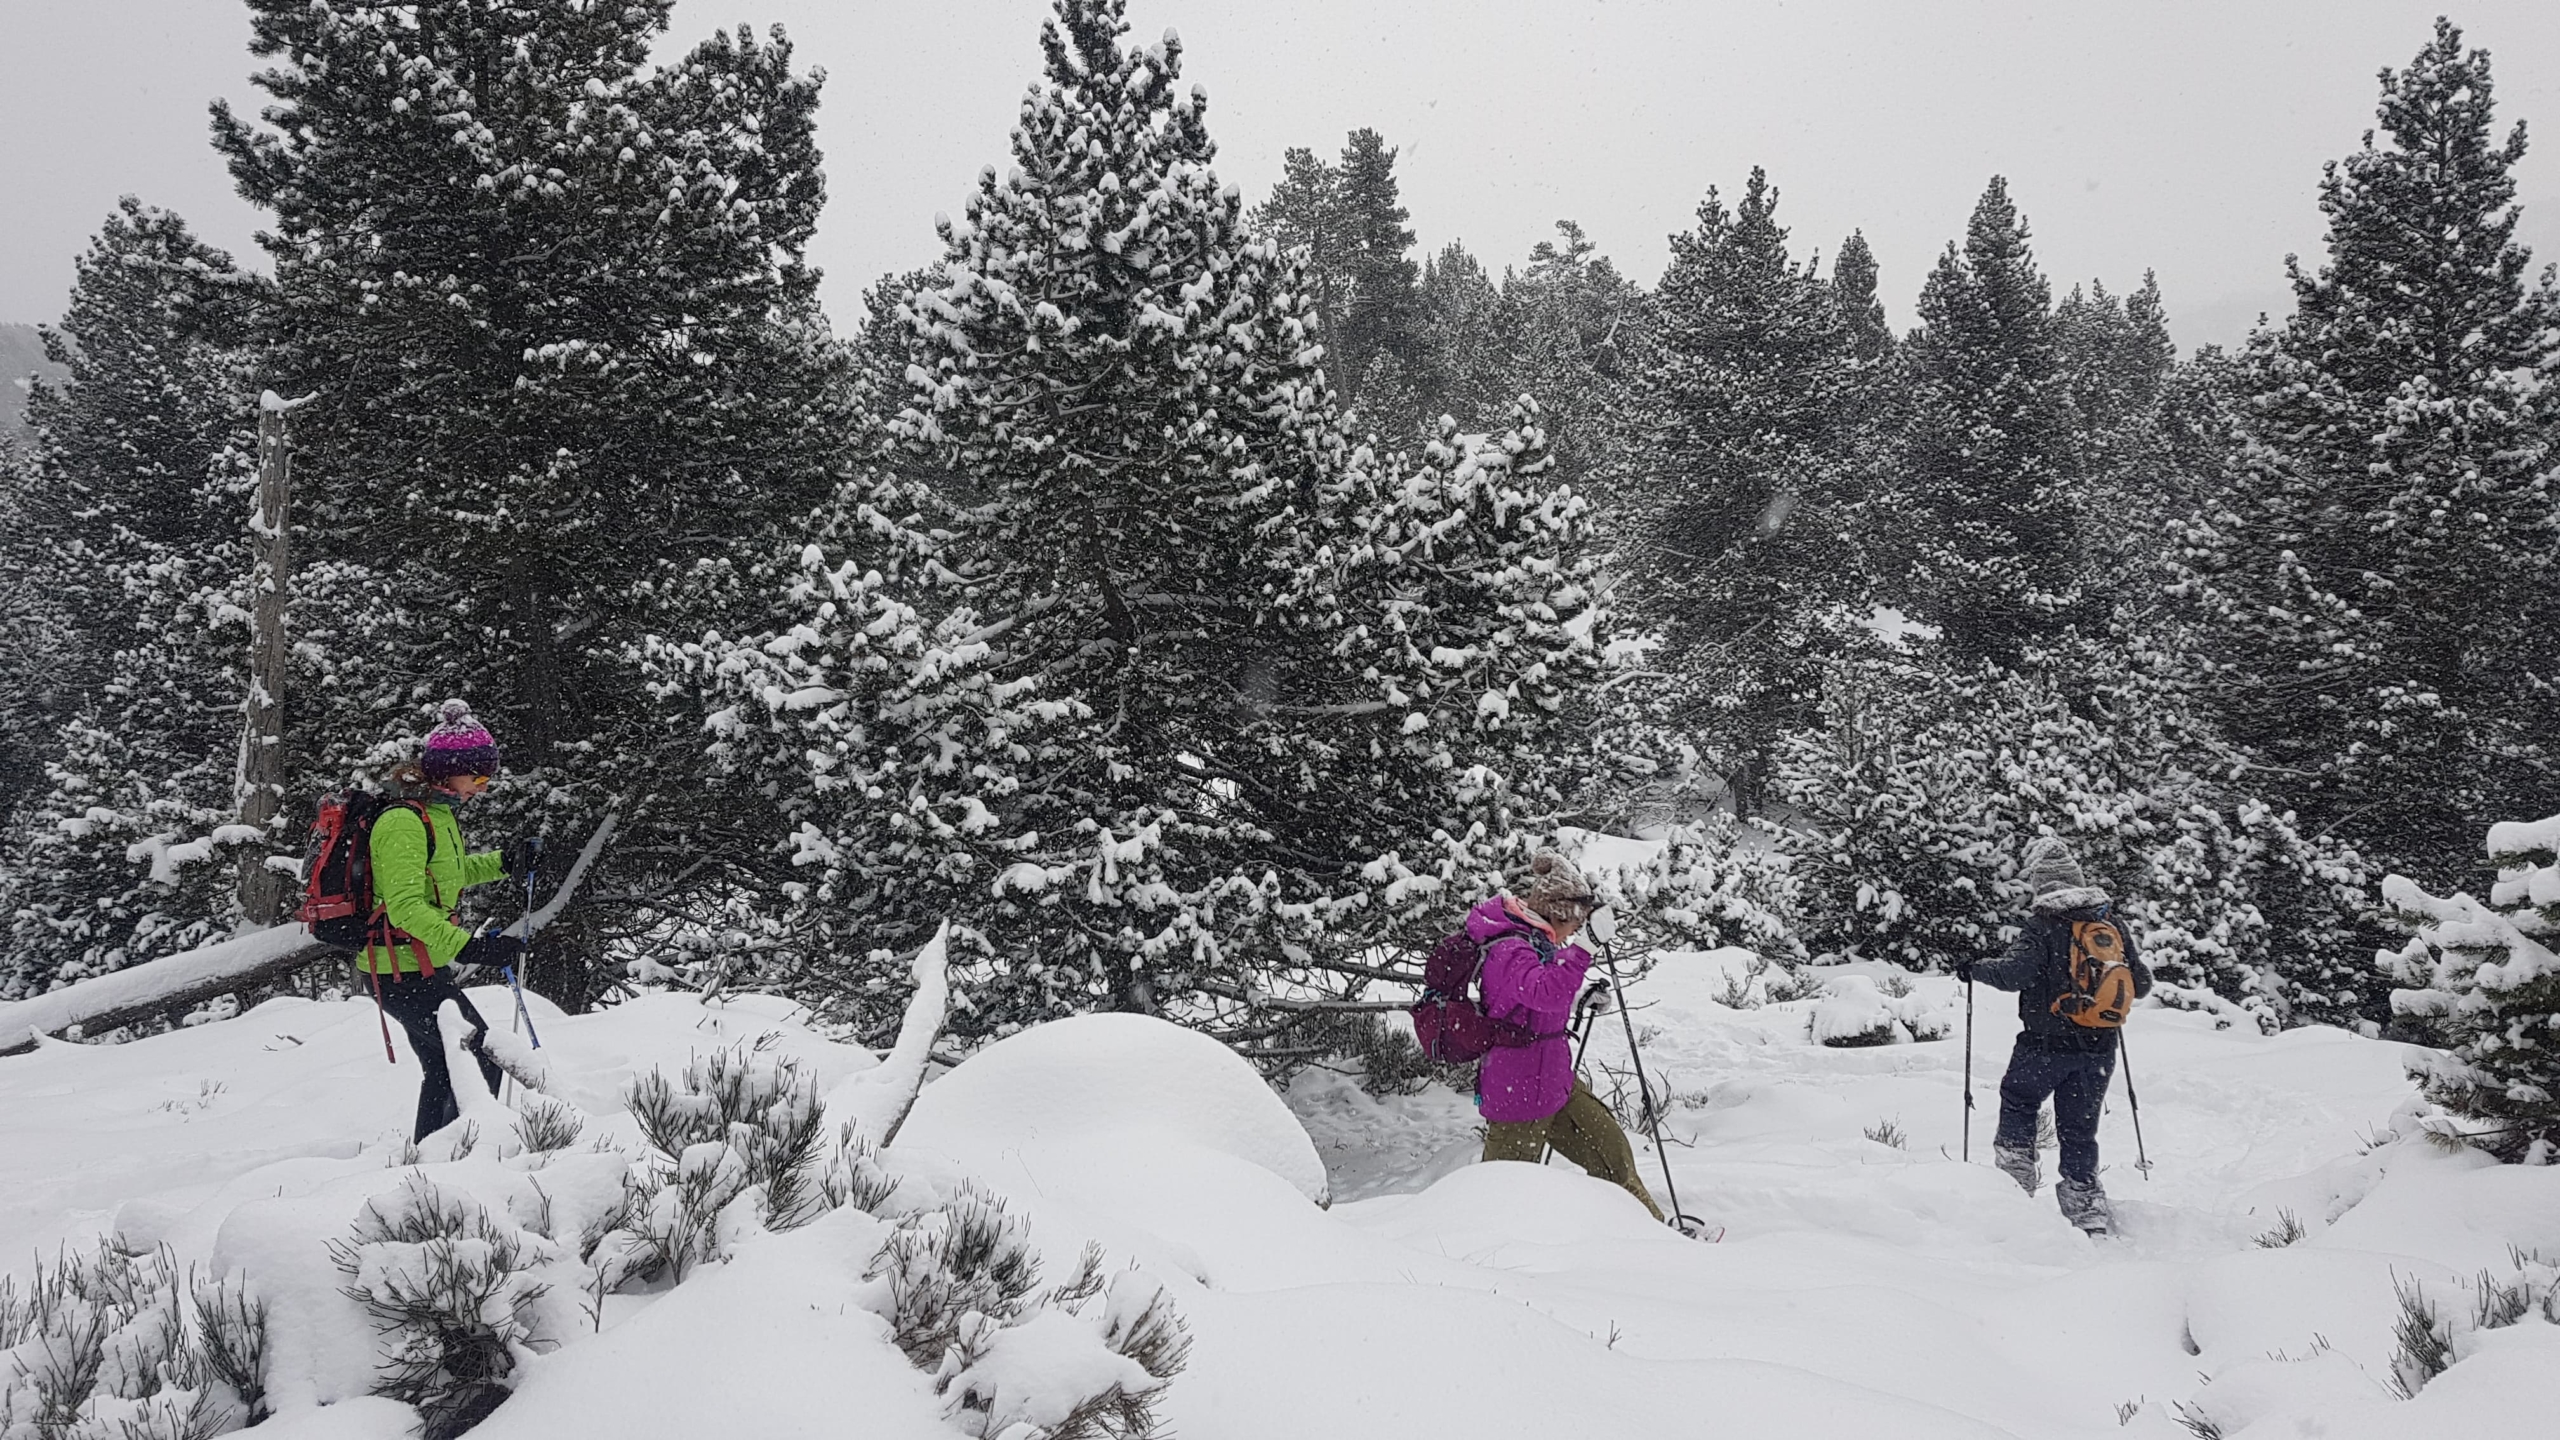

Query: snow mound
left=897, top=1012, right=1327, bottom=1204
left=1810, top=973, right=1900, bottom=1045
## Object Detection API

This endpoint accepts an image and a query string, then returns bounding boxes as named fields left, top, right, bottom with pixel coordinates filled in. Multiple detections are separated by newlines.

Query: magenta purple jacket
left=1468, top=895, right=1593, bottom=1123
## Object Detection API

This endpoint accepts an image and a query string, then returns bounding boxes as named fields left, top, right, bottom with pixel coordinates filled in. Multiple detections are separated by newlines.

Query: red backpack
left=1409, top=930, right=1539, bottom=1063
left=299, top=791, right=436, bottom=969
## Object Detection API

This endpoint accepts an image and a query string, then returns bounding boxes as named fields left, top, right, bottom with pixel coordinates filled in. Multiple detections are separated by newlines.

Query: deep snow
left=2, top=948, right=2555, bottom=1439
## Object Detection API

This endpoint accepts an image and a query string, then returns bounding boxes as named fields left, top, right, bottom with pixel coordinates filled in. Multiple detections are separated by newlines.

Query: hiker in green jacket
left=369, top=700, right=539, bottom=1142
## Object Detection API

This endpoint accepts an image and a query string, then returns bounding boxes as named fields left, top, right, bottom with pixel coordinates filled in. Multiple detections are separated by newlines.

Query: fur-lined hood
left=2031, top=884, right=2111, bottom=914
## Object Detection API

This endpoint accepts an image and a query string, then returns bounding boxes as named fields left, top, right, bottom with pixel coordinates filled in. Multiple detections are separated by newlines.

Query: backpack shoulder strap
left=386, top=800, right=436, bottom=861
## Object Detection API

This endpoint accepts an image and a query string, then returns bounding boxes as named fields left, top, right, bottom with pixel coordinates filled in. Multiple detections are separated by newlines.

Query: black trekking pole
left=1570, top=981, right=1608, bottom=1072
left=1547, top=982, right=1612, bottom=1171
left=515, top=837, right=541, bottom=1023
left=2117, top=1026, right=2152, bottom=1179
left=1589, top=915, right=1705, bottom=1238
left=1962, top=968, right=1976, bottom=1163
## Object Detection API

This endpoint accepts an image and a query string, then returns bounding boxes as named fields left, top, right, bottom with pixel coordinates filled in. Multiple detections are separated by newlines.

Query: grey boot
left=1993, top=1144, right=2040, bottom=1195
left=2056, top=1176, right=2112, bottom=1235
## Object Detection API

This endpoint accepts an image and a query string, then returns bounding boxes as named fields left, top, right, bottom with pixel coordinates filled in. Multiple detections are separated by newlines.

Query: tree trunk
left=514, top=553, right=560, bottom=770
left=235, top=399, right=297, bottom=925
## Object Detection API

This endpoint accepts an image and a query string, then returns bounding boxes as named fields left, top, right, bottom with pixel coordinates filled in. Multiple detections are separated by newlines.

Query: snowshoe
left=1993, top=1143, right=2040, bottom=1196
left=2056, top=1177, right=2112, bottom=1236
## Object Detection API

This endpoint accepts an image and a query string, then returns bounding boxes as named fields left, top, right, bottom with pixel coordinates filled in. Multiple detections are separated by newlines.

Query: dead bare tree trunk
left=235, top=393, right=304, bottom=925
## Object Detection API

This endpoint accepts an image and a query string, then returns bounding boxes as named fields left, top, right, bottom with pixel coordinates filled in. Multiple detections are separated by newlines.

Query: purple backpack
left=1410, top=931, right=1537, bottom=1063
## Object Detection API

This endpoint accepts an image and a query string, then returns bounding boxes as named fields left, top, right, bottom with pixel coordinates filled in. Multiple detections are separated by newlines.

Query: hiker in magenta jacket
left=1473, top=853, right=1664, bottom=1220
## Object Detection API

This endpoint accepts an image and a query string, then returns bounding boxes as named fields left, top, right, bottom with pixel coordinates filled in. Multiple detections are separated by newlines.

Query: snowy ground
left=3, top=953, right=2556, bottom=1439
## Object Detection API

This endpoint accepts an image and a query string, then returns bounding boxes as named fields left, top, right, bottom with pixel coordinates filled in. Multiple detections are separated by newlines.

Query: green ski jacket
left=363, top=799, right=506, bottom=975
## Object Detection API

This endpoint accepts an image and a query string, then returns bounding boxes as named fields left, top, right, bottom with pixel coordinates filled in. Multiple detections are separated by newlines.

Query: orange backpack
left=2050, top=917, right=2135, bottom=1028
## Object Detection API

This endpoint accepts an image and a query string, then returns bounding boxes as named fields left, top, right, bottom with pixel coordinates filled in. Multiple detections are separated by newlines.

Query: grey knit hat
left=1518, top=851, right=1595, bottom=921
left=2018, top=836, right=2087, bottom=896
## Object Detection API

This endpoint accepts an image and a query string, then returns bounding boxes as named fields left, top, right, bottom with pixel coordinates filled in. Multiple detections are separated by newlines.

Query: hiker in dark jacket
left=1474, top=852, right=1665, bottom=1220
left=367, top=701, right=538, bottom=1142
left=1961, top=837, right=2153, bottom=1235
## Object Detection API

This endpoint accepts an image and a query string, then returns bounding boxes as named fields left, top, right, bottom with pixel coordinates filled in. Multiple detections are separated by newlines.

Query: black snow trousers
left=376, top=969, right=503, bottom=1143
left=1994, top=1036, right=2116, bottom=1185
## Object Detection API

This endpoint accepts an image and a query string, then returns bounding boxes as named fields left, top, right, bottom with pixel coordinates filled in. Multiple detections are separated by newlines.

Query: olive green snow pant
left=1482, top=1081, right=1666, bottom=1221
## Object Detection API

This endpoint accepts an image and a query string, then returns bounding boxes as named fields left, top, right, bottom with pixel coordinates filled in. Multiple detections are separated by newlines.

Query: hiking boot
left=1993, top=1144, right=2040, bottom=1196
left=2056, top=1176, right=2112, bottom=1235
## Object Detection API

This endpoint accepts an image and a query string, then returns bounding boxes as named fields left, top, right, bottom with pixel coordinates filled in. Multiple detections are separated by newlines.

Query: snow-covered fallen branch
left=825, top=921, right=951, bottom=1146
left=495, top=809, right=620, bottom=942
left=0, top=925, right=327, bottom=1057
left=0, top=812, right=620, bottom=1058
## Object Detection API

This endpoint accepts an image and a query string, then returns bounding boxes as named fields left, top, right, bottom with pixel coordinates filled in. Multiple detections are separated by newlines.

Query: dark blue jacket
left=1974, top=886, right=2154, bottom=1051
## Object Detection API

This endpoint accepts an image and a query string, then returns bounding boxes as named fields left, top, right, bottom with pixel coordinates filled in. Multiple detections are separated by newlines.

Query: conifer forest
left=9, top=6, right=2560, bottom=1439
left=2, top=2, right=2556, bottom=1157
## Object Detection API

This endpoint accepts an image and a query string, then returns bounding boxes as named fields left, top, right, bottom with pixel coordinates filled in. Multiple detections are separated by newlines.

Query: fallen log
left=0, top=811, right=620, bottom=1057
left=0, top=926, right=336, bottom=1056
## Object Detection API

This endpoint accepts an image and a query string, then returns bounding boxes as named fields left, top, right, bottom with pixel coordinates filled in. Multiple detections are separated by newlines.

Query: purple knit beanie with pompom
left=421, top=699, right=501, bottom=781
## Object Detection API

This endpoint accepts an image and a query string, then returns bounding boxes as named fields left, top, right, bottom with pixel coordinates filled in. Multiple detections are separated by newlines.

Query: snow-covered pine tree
left=1, top=201, right=261, bottom=999
left=1327, top=128, right=1423, bottom=419
left=1832, top=230, right=1894, bottom=369
left=1773, top=634, right=2369, bottom=1025
left=1324, top=398, right=1617, bottom=887
left=2186, top=18, right=2560, bottom=887
left=1252, top=145, right=1346, bottom=358
left=667, top=0, right=1620, bottom=1054
left=1249, top=128, right=1422, bottom=425
left=1492, top=221, right=1642, bottom=491
left=1404, top=242, right=1511, bottom=435
left=1882, top=178, right=2083, bottom=670
left=211, top=1, right=858, bottom=1007
left=2383, top=814, right=2560, bottom=1161
left=880, top=0, right=1365, bottom=1027
left=1623, top=168, right=1864, bottom=815
left=2053, top=275, right=2175, bottom=472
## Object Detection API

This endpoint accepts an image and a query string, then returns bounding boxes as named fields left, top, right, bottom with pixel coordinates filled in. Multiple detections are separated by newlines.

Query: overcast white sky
left=4, top=0, right=2557, bottom=351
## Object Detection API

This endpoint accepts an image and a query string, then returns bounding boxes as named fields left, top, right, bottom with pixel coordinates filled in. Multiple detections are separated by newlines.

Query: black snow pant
left=375, top=968, right=503, bottom=1143
left=1994, top=1036, right=2116, bottom=1185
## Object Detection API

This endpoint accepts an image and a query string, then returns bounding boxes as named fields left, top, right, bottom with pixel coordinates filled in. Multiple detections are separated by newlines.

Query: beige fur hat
left=1518, top=851, right=1595, bottom=920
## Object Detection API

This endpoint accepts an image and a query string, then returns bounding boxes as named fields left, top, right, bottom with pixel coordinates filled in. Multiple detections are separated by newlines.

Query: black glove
left=501, top=835, right=543, bottom=884
left=1580, top=979, right=1615, bottom=1015
left=1955, top=959, right=1975, bottom=983
left=457, top=933, right=525, bottom=970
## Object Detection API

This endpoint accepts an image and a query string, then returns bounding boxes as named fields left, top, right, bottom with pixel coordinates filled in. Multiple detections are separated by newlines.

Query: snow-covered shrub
left=1278, top=1006, right=1450, bottom=1097
left=330, top=1177, right=554, bottom=1440
left=0, top=1243, right=266, bottom=1440
left=867, top=1184, right=1191, bottom=1440
left=2379, top=1257, right=2559, bottom=1400
left=596, top=1142, right=752, bottom=1289
left=1895, top=994, right=1953, bottom=1042
left=592, top=1044, right=868, bottom=1287
left=183, top=1272, right=266, bottom=1428
left=2251, top=1209, right=2308, bottom=1249
left=510, top=1098, right=584, bottom=1156
left=870, top=1185, right=1044, bottom=1369
left=940, top=1270, right=1191, bottom=1440
left=1809, top=976, right=1898, bottom=1048
left=2381, top=814, right=2560, bottom=1162
left=1597, top=815, right=1802, bottom=961
left=1774, top=645, right=2371, bottom=1027
left=1804, top=974, right=1946, bottom=1047
left=626, top=1043, right=831, bottom=1231
left=1710, top=960, right=1766, bottom=1010
left=2149, top=982, right=2276, bottom=1035
left=817, top=1126, right=904, bottom=1218
left=1760, top=963, right=1820, bottom=1005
